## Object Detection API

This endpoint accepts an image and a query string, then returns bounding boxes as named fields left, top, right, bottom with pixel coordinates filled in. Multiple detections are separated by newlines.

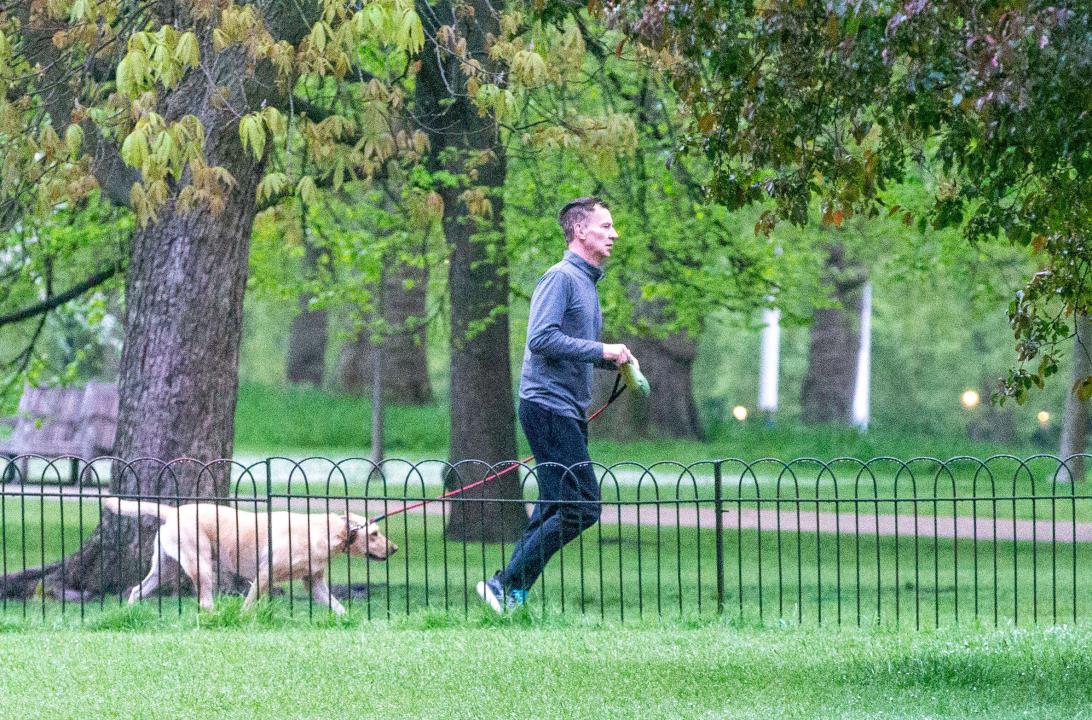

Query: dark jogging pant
left=500, top=399, right=602, bottom=593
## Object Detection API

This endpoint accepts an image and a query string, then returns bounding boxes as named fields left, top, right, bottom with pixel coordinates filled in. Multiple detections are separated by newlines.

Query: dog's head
left=339, top=513, right=397, bottom=560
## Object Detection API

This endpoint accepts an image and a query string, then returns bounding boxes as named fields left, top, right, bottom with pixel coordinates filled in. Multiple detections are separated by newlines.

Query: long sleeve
left=526, top=272, right=604, bottom=363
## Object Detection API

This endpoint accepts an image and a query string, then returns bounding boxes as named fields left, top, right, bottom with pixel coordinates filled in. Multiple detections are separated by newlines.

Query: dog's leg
left=178, top=549, right=216, bottom=611
left=307, top=573, right=345, bottom=615
left=127, top=545, right=163, bottom=605
left=242, top=555, right=270, bottom=611
left=243, top=576, right=270, bottom=610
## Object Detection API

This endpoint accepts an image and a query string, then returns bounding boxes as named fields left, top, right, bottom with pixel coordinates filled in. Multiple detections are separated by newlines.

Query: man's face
left=571, top=205, right=618, bottom=266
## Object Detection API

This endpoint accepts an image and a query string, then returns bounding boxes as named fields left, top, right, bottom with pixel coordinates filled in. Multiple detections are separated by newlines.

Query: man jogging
left=477, top=196, right=637, bottom=612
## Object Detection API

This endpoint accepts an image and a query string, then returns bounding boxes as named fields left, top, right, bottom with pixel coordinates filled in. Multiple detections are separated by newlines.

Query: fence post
left=265, top=458, right=273, bottom=605
left=714, top=460, right=724, bottom=615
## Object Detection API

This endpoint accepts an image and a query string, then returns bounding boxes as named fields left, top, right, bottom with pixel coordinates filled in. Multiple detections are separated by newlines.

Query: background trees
left=603, top=0, right=1090, bottom=404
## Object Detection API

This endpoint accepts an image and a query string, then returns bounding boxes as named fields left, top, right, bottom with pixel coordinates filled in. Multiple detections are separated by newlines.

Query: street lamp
left=732, top=405, right=748, bottom=422
left=960, top=389, right=980, bottom=409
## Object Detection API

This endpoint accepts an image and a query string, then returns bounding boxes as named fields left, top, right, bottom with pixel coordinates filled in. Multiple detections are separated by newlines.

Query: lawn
left=0, top=623, right=1089, bottom=719
left=4, top=497, right=1089, bottom=629
left=230, top=382, right=1052, bottom=465
left=1, top=386, right=1088, bottom=718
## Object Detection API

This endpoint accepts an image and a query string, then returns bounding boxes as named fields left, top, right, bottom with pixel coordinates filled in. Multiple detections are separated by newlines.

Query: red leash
left=372, top=374, right=626, bottom=523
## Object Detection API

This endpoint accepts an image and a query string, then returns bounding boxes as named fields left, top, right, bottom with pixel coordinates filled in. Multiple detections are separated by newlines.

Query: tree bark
left=40, top=46, right=266, bottom=597
left=1059, top=313, right=1091, bottom=483
left=415, top=0, right=526, bottom=542
left=285, top=238, right=329, bottom=386
left=337, top=256, right=433, bottom=404
left=800, top=242, right=867, bottom=426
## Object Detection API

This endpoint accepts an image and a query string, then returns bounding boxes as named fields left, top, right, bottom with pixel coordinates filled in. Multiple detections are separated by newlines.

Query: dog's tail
left=100, top=496, right=172, bottom=521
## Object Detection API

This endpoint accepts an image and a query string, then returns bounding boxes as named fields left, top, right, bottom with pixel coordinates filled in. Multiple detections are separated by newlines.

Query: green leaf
left=120, top=128, right=149, bottom=169
left=261, top=107, right=286, bottom=137
left=69, top=0, right=89, bottom=23
left=353, top=5, right=387, bottom=36
left=257, top=172, right=289, bottom=204
left=296, top=175, right=318, bottom=205
left=239, top=114, right=266, bottom=160
left=399, top=9, right=424, bottom=53
left=152, top=129, right=174, bottom=168
left=64, top=124, right=84, bottom=157
left=175, top=31, right=200, bottom=68
left=115, top=54, right=133, bottom=96
left=310, top=22, right=327, bottom=52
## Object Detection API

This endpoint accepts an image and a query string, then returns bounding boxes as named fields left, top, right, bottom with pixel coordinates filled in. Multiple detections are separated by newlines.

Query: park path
left=378, top=499, right=1092, bottom=543
left=9, top=485, right=1092, bottom=543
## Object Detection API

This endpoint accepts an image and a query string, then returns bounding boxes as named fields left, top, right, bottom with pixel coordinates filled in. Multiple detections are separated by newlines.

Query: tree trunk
left=416, top=0, right=526, bottom=542
left=337, top=256, right=432, bottom=404
left=286, top=238, right=329, bottom=386
left=40, top=48, right=265, bottom=597
left=800, top=242, right=866, bottom=425
left=591, top=331, right=702, bottom=441
left=1059, top=313, right=1091, bottom=483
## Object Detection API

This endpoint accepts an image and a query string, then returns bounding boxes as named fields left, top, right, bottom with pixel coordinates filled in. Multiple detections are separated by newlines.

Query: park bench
left=0, top=382, right=118, bottom=484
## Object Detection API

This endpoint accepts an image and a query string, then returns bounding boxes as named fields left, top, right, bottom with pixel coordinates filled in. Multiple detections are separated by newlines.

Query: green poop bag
left=620, top=360, right=650, bottom=398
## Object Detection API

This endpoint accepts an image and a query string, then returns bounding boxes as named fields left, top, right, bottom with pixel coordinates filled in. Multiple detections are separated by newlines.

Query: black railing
left=0, top=454, right=1089, bottom=627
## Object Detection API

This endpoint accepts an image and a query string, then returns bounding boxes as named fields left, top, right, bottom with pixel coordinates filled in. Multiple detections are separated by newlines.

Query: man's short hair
left=559, top=196, right=608, bottom=242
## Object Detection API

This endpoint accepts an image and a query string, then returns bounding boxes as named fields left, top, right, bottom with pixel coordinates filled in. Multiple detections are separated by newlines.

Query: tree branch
left=0, top=264, right=123, bottom=328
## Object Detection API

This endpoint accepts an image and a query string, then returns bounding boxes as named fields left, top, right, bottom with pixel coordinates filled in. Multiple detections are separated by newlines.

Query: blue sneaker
left=476, top=574, right=506, bottom=614
left=476, top=574, right=528, bottom=614
left=508, top=588, right=527, bottom=610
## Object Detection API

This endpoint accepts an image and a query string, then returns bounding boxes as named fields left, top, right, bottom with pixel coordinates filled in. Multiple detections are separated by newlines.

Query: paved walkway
left=603, top=505, right=1092, bottom=543
left=374, top=499, right=1092, bottom=543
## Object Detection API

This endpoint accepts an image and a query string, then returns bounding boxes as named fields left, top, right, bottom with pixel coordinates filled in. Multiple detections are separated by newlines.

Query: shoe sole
left=475, top=580, right=504, bottom=615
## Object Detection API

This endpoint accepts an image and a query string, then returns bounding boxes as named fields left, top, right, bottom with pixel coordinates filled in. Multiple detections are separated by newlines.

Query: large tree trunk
left=416, top=0, right=526, bottom=542
left=337, top=255, right=432, bottom=404
left=1059, top=313, right=1091, bottom=483
left=40, top=48, right=265, bottom=597
left=800, top=242, right=866, bottom=425
left=591, top=331, right=702, bottom=441
left=286, top=237, right=329, bottom=386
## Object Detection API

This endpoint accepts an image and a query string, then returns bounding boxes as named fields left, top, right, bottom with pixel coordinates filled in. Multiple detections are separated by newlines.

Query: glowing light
left=960, top=389, right=980, bottom=409
left=732, top=405, right=748, bottom=422
left=1038, top=411, right=1050, bottom=425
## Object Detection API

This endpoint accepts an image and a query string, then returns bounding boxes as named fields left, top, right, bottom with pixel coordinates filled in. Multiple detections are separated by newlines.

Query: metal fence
left=1, top=454, right=1090, bottom=628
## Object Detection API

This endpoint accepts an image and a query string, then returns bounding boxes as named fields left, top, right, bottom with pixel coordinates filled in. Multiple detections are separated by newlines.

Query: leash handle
left=375, top=370, right=628, bottom=523
left=588, top=372, right=625, bottom=422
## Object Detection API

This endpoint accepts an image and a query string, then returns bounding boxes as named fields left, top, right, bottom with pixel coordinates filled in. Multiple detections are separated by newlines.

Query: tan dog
left=102, top=497, right=397, bottom=615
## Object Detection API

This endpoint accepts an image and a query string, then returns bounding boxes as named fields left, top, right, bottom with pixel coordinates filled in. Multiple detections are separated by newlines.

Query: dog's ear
left=335, top=516, right=356, bottom=546
left=339, top=516, right=364, bottom=545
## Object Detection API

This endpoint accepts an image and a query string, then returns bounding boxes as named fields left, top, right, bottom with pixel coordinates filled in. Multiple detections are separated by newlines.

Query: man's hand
left=602, top=343, right=634, bottom=366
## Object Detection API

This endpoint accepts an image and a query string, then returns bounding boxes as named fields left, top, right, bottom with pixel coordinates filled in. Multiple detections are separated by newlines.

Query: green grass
left=233, top=382, right=449, bottom=453
left=4, top=499, right=1090, bottom=629
left=0, top=623, right=1090, bottom=719
left=232, top=382, right=1052, bottom=464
